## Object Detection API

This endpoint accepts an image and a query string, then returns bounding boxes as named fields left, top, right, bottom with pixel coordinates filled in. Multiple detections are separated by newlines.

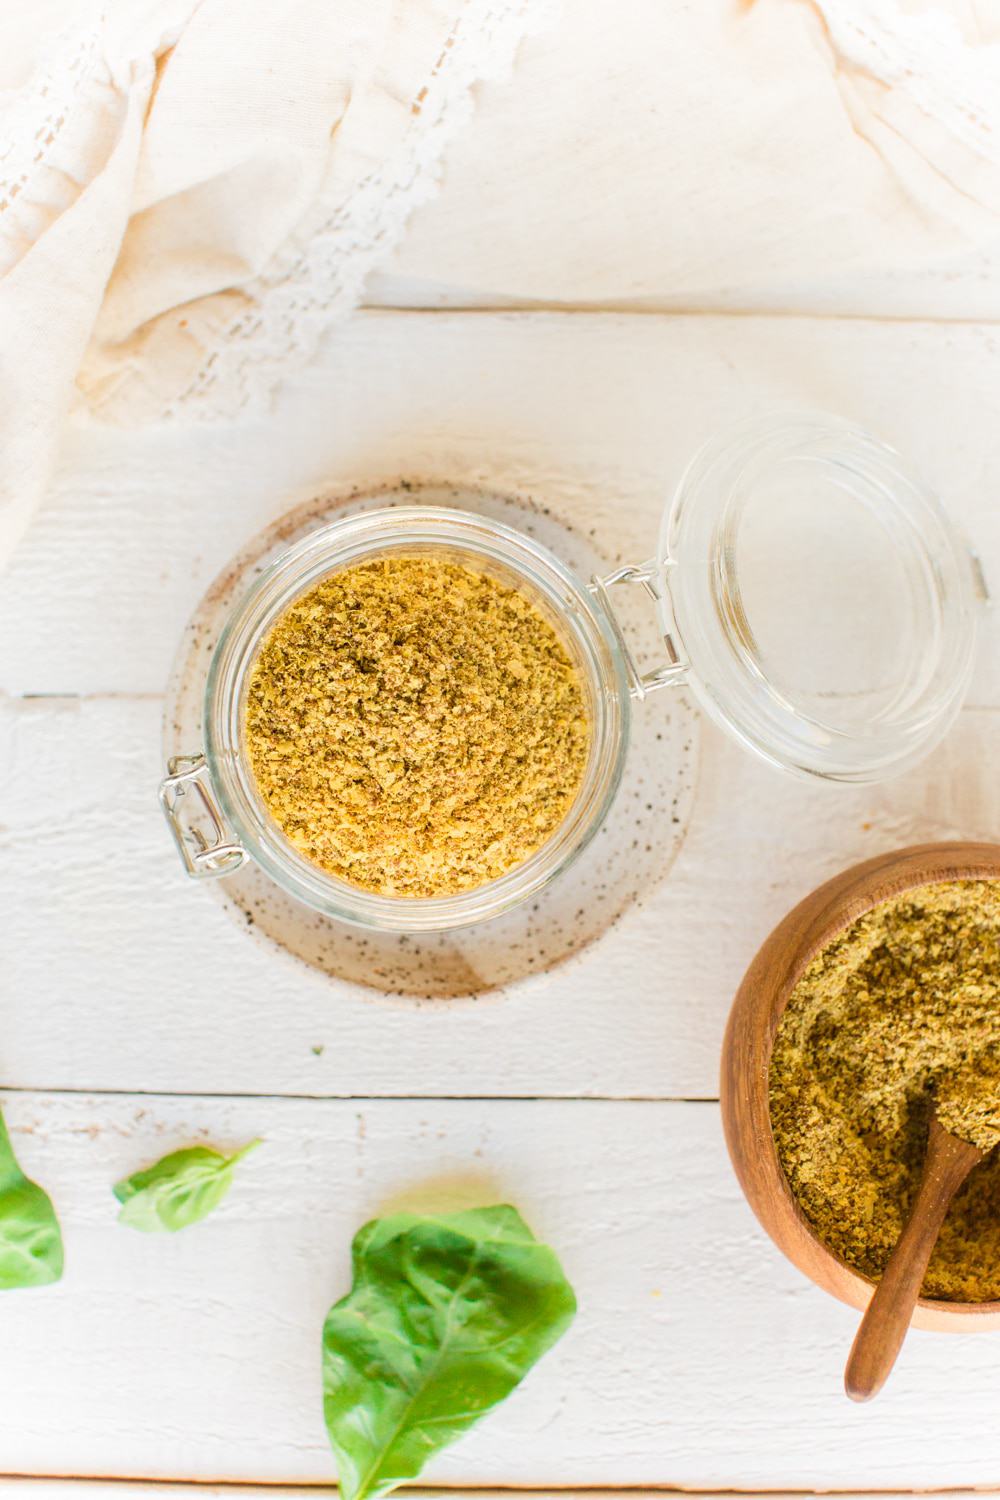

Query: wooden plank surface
left=0, top=1492, right=985, bottom=1500
left=4, top=309, right=1000, bottom=1486
left=1, top=313, right=998, bottom=703
left=6, top=1492, right=977, bottom=1500
left=2, top=1093, right=1000, bottom=1490
left=4, top=695, right=1000, bottom=1098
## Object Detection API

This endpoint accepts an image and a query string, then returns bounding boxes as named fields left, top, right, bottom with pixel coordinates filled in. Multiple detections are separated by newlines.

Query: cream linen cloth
left=383, top=0, right=1000, bottom=315
left=3, top=0, right=1000, bottom=569
left=0, top=0, right=546, bottom=566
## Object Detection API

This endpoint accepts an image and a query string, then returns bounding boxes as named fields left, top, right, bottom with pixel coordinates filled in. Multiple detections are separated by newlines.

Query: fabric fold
left=0, top=0, right=548, bottom=568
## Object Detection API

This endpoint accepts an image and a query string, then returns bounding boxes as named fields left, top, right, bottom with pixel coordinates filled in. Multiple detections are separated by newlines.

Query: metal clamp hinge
left=159, top=755, right=247, bottom=879
left=591, top=560, right=687, bottom=701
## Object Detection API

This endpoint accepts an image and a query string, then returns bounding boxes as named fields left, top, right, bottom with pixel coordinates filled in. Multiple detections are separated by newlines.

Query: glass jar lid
left=656, top=413, right=980, bottom=783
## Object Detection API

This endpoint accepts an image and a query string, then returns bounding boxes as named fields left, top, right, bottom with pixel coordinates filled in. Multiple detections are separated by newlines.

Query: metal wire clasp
left=590, top=560, right=688, bottom=701
left=159, top=755, right=247, bottom=879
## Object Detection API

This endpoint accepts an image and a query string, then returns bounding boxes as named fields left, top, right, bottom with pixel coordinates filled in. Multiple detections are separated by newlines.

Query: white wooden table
left=7, top=4, right=1000, bottom=1472
left=3, top=306, right=1000, bottom=1493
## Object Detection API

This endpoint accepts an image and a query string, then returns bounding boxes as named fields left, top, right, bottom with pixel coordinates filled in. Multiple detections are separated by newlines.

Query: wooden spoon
left=844, top=1116, right=985, bottom=1402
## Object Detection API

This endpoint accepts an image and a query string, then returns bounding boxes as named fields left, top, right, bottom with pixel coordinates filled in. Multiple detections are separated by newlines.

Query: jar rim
left=203, top=506, right=631, bottom=932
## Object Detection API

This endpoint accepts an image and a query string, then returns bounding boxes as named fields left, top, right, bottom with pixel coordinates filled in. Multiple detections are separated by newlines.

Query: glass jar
left=160, top=412, right=982, bottom=933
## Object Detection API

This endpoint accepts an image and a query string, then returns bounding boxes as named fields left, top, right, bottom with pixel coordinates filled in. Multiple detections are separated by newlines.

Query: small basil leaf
left=114, top=1139, right=261, bottom=1233
left=0, top=1106, right=63, bottom=1288
left=322, top=1204, right=576, bottom=1500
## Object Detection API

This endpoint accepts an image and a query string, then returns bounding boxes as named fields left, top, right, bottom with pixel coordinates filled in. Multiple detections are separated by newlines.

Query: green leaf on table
left=321, top=1204, right=577, bottom=1500
left=114, top=1139, right=261, bottom=1232
left=0, top=1106, right=64, bottom=1288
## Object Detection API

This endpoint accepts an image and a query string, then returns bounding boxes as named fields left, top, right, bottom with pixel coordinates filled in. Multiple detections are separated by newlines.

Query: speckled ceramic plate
left=163, top=480, right=699, bottom=1000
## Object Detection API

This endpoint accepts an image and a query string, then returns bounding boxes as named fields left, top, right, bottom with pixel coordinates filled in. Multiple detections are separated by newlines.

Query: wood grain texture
left=721, top=842, right=1000, bottom=1331
left=2, top=314, right=999, bottom=704
left=3, top=1093, right=1000, bottom=1489
left=845, top=1119, right=987, bottom=1401
left=5, top=698, right=1000, bottom=1098
left=4, top=310, right=1000, bottom=1485
left=8, top=1492, right=983, bottom=1500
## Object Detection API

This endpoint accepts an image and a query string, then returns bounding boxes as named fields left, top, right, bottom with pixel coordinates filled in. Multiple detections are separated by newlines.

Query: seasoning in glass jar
left=244, top=555, right=590, bottom=898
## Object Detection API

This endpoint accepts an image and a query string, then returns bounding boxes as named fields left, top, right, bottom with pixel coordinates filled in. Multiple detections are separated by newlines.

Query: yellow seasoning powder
left=244, top=555, right=590, bottom=898
left=769, top=880, right=1000, bottom=1302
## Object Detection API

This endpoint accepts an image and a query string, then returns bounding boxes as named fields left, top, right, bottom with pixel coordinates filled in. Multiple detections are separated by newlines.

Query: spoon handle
left=844, top=1118, right=983, bottom=1403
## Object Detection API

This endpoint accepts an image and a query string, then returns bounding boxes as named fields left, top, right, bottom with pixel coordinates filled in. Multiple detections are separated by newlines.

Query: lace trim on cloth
left=0, top=4, right=197, bottom=270
left=0, top=29, right=106, bottom=265
left=84, top=0, right=557, bottom=425
left=811, top=1, right=1000, bottom=165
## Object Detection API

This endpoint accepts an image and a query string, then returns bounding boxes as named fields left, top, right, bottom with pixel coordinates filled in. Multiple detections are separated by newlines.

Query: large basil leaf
left=0, top=1106, right=63, bottom=1288
left=114, top=1139, right=260, bottom=1232
left=322, top=1204, right=576, bottom=1500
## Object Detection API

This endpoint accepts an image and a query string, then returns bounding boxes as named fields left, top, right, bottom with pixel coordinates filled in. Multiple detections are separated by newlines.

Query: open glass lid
left=655, top=413, right=981, bottom=783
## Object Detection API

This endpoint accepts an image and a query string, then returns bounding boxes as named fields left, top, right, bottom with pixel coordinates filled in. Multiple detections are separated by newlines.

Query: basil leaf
left=322, top=1204, right=576, bottom=1500
left=114, top=1139, right=261, bottom=1232
left=0, top=1106, right=63, bottom=1288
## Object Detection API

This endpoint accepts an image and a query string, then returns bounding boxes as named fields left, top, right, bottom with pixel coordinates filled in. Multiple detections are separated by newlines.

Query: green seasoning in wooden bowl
left=769, top=880, right=1000, bottom=1303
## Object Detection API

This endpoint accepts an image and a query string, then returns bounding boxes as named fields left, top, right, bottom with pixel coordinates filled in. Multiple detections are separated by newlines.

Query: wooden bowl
left=720, top=841, right=1000, bottom=1331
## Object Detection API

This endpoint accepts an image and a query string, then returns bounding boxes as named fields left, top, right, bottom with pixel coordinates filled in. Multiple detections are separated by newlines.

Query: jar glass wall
left=202, top=508, right=632, bottom=932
